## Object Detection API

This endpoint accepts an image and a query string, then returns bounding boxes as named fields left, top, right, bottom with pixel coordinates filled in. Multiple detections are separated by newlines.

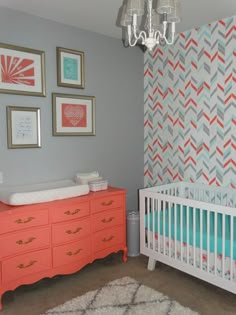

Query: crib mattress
left=0, top=179, right=89, bottom=206
left=145, top=207, right=236, bottom=260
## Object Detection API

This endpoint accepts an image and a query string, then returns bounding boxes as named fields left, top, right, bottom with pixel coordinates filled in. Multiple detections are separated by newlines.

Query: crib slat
left=200, top=208, right=203, bottom=270
left=230, top=215, right=233, bottom=282
left=193, top=207, right=196, bottom=268
left=222, top=214, right=225, bottom=278
left=214, top=211, right=217, bottom=276
left=174, top=203, right=177, bottom=260
left=168, top=201, right=171, bottom=258
left=152, top=198, right=155, bottom=252
left=158, top=199, right=161, bottom=253
left=207, top=210, right=210, bottom=273
left=163, top=201, right=166, bottom=255
left=187, top=205, right=189, bottom=265
left=147, top=198, right=150, bottom=250
left=180, top=204, right=183, bottom=262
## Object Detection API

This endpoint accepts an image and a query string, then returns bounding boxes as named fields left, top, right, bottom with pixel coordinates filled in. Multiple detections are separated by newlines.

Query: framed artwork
left=57, top=47, right=85, bottom=89
left=7, top=106, right=41, bottom=149
left=0, top=43, right=46, bottom=96
left=52, top=93, right=95, bottom=136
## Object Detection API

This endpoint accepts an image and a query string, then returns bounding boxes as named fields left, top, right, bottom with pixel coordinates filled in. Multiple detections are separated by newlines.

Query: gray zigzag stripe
left=211, top=23, right=218, bottom=34
left=211, top=39, right=218, bottom=50
left=224, top=167, right=236, bottom=176
left=185, top=47, right=198, bottom=56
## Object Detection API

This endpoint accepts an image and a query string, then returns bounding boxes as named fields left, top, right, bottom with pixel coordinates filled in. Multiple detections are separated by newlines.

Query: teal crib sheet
left=145, top=206, right=236, bottom=259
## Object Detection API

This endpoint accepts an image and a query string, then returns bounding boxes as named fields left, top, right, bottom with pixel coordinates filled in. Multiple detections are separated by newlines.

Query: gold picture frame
left=7, top=106, right=41, bottom=149
left=57, top=47, right=85, bottom=89
left=52, top=93, right=95, bottom=136
left=0, top=43, right=46, bottom=96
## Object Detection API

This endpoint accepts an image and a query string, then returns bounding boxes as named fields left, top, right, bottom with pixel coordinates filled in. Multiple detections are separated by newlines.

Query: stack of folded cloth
left=74, top=171, right=103, bottom=184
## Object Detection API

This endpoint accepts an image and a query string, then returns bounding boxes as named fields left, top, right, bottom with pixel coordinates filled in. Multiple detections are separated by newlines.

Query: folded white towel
left=76, top=176, right=103, bottom=184
left=75, top=171, right=99, bottom=179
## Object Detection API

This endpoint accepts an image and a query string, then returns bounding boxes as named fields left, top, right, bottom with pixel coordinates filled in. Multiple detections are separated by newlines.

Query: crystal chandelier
left=120, top=0, right=182, bottom=51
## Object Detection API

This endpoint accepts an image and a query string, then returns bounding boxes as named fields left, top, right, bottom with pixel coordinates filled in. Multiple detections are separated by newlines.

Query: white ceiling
left=0, top=0, right=235, bottom=39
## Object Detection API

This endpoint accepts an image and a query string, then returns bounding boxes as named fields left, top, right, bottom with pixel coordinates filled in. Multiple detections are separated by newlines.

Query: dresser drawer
left=0, top=210, right=48, bottom=234
left=53, top=237, right=91, bottom=268
left=91, top=195, right=123, bottom=214
left=93, top=226, right=123, bottom=252
left=92, top=208, right=124, bottom=232
left=51, top=201, right=90, bottom=223
left=0, top=210, right=48, bottom=235
left=52, top=218, right=90, bottom=245
left=2, top=248, right=51, bottom=284
left=0, top=227, right=50, bottom=258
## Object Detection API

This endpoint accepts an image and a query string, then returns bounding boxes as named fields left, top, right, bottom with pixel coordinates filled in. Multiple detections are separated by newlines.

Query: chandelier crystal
left=120, top=0, right=182, bottom=51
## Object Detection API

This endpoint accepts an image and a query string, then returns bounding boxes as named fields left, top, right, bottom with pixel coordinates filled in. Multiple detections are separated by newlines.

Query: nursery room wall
left=0, top=7, right=144, bottom=210
left=144, top=15, right=236, bottom=189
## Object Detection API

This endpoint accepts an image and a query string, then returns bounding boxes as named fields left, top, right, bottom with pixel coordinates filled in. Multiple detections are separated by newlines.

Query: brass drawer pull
left=101, top=200, right=114, bottom=206
left=66, top=248, right=82, bottom=256
left=101, top=217, right=114, bottom=223
left=102, top=236, right=114, bottom=242
left=66, top=227, right=82, bottom=234
left=16, top=237, right=36, bottom=245
left=64, top=209, right=80, bottom=215
left=15, top=217, right=35, bottom=224
left=17, top=260, right=37, bottom=269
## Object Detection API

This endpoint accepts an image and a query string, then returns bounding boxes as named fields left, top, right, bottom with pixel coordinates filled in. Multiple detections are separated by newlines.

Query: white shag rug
left=41, top=276, right=199, bottom=315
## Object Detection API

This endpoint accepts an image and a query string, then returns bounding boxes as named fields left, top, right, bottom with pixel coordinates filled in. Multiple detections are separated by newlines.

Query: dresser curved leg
left=122, top=246, right=128, bottom=262
left=0, top=295, right=2, bottom=311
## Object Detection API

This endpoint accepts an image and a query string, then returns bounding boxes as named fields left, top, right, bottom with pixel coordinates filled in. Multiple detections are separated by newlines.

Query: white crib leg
left=147, top=257, right=156, bottom=271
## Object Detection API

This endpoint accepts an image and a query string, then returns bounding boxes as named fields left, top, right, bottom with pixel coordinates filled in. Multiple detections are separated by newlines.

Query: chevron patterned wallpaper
left=144, top=15, right=236, bottom=188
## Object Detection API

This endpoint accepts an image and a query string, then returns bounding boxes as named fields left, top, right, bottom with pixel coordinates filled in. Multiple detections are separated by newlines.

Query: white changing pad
left=0, top=179, right=89, bottom=206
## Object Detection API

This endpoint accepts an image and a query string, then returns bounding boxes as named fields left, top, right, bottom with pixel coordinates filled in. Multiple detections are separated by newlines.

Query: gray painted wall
left=0, top=7, right=144, bottom=210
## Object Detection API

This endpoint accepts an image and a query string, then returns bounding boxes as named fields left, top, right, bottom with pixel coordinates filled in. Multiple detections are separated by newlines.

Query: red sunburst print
left=1, top=55, right=35, bottom=86
left=62, top=103, right=87, bottom=127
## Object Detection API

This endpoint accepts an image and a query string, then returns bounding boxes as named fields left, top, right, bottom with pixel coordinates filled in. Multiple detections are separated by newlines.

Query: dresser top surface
left=0, top=186, right=126, bottom=213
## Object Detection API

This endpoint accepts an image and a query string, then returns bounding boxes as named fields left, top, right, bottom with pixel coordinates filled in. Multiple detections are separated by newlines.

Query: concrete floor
left=1, top=253, right=236, bottom=315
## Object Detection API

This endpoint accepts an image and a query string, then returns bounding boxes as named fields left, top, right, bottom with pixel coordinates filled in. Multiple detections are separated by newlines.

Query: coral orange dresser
left=0, top=186, right=127, bottom=310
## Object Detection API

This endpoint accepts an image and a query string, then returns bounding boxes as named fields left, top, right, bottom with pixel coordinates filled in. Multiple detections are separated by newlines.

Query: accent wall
left=144, top=15, right=236, bottom=188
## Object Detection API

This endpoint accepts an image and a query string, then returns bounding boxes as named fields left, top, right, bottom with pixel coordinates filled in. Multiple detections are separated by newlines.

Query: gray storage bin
left=126, top=211, right=140, bottom=257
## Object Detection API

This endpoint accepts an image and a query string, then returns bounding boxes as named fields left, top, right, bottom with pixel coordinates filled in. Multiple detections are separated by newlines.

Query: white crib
left=139, top=181, right=236, bottom=293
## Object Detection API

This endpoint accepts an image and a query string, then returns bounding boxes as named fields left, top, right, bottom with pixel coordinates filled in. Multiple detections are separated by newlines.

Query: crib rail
left=140, top=187, right=236, bottom=293
left=144, top=181, right=236, bottom=207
